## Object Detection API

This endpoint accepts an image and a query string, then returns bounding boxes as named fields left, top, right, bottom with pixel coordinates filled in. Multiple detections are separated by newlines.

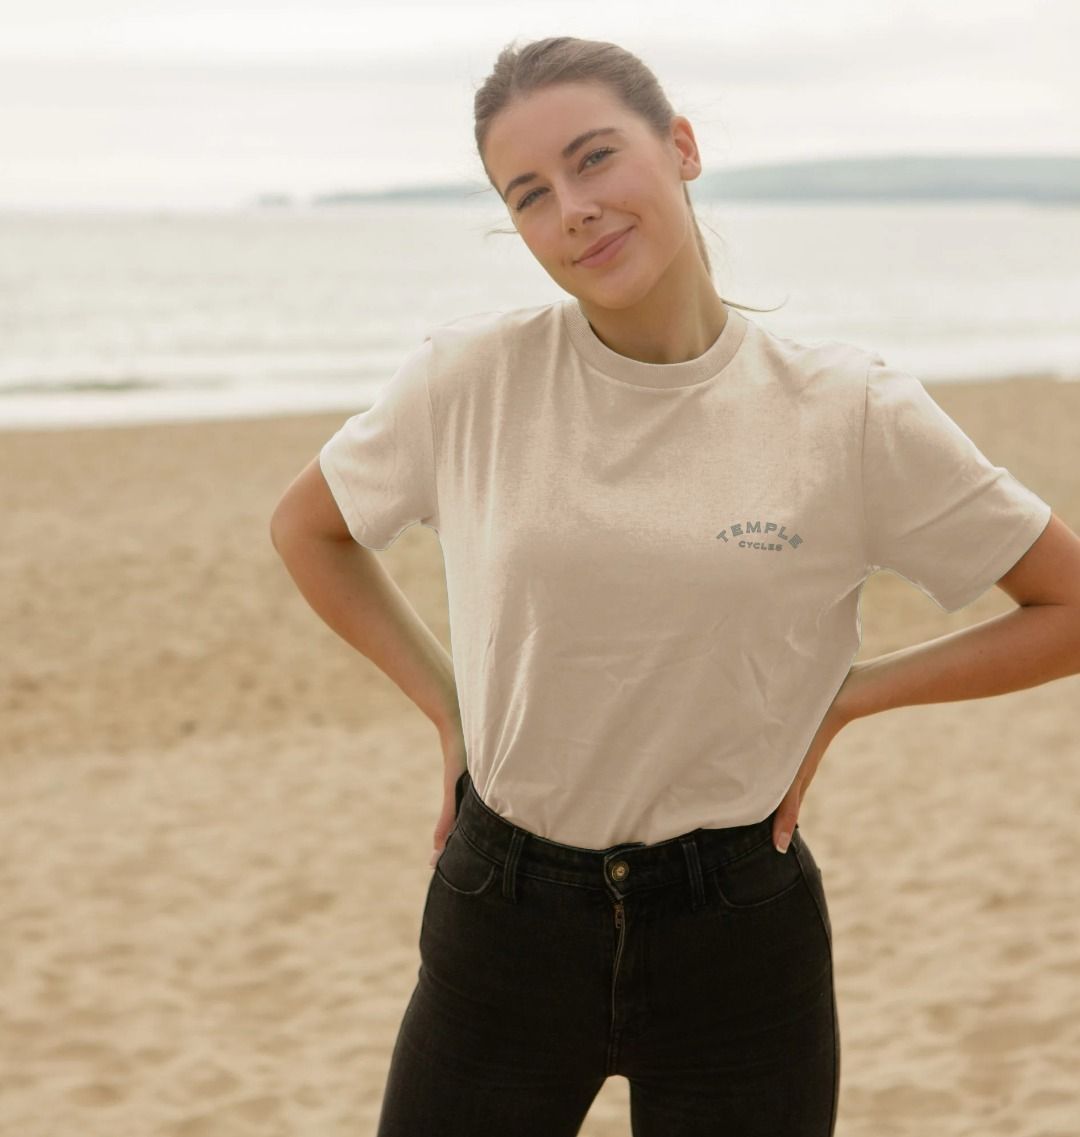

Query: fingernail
left=775, top=831, right=791, bottom=854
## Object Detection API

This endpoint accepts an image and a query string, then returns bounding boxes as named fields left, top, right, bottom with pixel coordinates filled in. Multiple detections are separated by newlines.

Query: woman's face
left=482, top=81, right=702, bottom=308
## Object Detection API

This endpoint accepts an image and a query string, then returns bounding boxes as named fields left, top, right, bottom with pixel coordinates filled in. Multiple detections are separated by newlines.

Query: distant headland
left=249, top=153, right=1080, bottom=209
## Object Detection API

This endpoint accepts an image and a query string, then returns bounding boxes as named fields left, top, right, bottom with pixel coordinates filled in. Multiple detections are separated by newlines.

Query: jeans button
left=609, top=859, right=629, bottom=882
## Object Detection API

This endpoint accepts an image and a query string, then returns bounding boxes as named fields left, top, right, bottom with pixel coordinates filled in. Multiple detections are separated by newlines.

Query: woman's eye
left=582, top=146, right=615, bottom=169
left=515, top=147, right=615, bottom=212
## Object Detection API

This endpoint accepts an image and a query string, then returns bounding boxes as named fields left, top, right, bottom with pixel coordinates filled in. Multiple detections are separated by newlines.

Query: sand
left=2, top=375, right=1078, bottom=1136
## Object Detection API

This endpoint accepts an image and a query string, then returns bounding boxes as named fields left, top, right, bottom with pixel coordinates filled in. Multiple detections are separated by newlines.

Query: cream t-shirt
left=319, top=298, right=1052, bottom=849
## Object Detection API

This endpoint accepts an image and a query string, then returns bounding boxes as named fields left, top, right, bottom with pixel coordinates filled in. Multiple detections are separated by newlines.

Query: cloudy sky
left=1, top=0, right=1076, bottom=210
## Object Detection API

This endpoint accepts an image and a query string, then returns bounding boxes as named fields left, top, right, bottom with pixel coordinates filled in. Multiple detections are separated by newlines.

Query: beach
left=2, top=374, right=1078, bottom=1135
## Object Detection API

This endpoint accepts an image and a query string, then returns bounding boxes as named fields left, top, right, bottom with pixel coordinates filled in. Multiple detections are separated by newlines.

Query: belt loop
left=679, top=834, right=705, bottom=912
left=503, top=828, right=526, bottom=903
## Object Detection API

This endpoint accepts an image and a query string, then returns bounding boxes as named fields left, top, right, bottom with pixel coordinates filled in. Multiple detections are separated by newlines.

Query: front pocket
left=711, top=830, right=807, bottom=909
left=433, top=828, right=498, bottom=897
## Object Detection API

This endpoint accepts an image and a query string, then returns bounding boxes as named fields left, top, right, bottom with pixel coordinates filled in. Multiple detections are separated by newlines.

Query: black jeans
left=376, top=770, right=839, bottom=1136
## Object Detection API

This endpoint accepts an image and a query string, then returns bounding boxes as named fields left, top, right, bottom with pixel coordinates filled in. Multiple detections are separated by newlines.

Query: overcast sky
left=1, top=0, right=1077, bottom=210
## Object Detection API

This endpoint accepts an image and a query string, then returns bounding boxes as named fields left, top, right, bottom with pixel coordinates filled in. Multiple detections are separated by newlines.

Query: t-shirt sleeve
left=861, top=353, right=1051, bottom=613
left=318, top=335, right=439, bottom=550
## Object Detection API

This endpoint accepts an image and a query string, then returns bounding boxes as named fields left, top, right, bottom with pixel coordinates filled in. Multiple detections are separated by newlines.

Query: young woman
left=269, top=35, right=1080, bottom=1137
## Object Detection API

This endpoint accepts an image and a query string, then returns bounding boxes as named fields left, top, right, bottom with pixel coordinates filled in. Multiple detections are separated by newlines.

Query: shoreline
left=2, top=367, right=1079, bottom=436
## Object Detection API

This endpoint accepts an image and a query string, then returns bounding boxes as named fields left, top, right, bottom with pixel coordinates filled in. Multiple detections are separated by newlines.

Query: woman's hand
left=429, top=719, right=468, bottom=868
left=772, top=664, right=863, bottom=853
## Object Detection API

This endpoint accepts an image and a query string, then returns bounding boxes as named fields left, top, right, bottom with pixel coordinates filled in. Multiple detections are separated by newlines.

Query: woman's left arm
left=772, top=513, right=1080, bottom=853
left=842, top=512, right=1080, bottom=718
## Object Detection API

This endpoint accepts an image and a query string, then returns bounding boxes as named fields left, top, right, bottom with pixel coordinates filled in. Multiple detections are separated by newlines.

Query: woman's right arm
left=269, top=456, right=461, bottom=738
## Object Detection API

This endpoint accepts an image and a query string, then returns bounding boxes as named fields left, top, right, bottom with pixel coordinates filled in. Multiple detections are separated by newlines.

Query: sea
left=2, top=198, right=1079, bottom=430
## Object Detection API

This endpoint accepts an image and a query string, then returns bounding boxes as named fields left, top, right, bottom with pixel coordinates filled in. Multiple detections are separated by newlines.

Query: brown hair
left=472, top=35, right=780, bottom=315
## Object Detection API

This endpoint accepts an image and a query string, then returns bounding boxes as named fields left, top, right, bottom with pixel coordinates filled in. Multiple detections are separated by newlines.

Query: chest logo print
left=715, top=520, right=803, bottom=552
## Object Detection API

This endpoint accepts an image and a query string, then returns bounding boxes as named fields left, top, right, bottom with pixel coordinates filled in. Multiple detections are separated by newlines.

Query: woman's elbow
left=270, top=456, right=353, bottom=549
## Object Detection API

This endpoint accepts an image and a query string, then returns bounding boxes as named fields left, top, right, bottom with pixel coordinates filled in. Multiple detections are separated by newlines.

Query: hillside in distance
left=696, top=153, right=1080, bottom=202
left=259, top=153, right=1080, bottom=208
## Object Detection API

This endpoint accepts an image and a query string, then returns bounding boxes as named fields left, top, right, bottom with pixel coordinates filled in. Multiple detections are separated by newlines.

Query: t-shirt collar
left=561, top=297, right=747, bottom=389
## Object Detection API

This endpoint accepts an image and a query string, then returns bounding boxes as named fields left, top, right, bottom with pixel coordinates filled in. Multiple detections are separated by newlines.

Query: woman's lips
left=576, top=226, right=633, bottom=268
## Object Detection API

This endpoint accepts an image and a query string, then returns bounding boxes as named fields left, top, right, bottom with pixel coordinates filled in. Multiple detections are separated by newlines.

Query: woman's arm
left=841, top=512, right=1080, bottom=722
left=771, top=512, right=1080, bottom=854
left=269, top=456, right=461, bottom=737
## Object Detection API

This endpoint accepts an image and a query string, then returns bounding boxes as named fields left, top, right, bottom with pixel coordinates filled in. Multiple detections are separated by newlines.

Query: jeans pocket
left=712, top=830, right=808, bottom=909
left=433, top=827, right=498, bottom=898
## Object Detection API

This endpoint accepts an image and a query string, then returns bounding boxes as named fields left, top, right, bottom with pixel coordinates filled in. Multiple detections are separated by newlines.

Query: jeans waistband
left=451, top=769, right=782, bottom=904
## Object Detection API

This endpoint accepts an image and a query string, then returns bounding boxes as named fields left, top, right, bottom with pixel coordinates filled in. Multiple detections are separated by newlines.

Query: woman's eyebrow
left=501, top=127, right=624, bottom=201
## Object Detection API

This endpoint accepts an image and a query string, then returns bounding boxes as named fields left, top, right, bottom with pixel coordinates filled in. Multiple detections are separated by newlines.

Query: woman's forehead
left=486, top=86, right=632, bottom=179
left=492, top=82, right=623, bottom=134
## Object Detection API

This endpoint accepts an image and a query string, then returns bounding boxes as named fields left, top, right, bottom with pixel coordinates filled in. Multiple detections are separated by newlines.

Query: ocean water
left=2, top=198, right=1079, bottom=430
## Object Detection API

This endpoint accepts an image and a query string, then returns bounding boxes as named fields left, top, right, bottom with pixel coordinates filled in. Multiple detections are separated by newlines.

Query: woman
left=269, top=35, right=1080, bottom=1137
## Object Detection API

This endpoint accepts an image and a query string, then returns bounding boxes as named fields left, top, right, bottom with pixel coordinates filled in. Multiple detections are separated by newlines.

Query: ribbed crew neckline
left=561, top=297, right=747, bottom=389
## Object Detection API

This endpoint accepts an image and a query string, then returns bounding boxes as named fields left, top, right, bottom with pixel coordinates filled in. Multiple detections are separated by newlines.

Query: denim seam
left=432, top=863, right=497, bottom=898
left=792, top=840, right=831, bottom=947
left=503, top=829, right=526, bottom=902
left=793, top=841, right=840, bottom=1135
